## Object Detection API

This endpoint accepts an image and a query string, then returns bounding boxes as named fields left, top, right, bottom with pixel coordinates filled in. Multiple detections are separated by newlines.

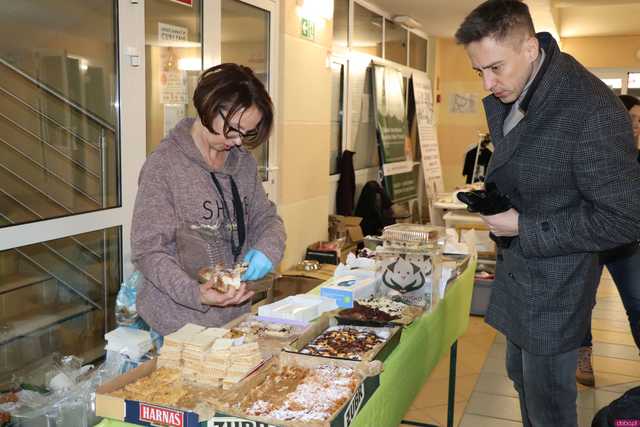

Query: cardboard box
left=306, top=241, right=358, bottom=265
left=215, top=352, right=381, bottom=427
left=96, top=359, right=206, bottom=427
left=329, top=215, right=364, bottom=243
left=319, top=276, right=378, bottom=308
left=285, top=314, right=401, bottom=363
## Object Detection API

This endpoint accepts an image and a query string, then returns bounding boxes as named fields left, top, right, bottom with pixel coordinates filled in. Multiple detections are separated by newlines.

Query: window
left=593, top=70, right=640, bottom=97
left=351, top=64, right=379, bottom=170
left=353, top=3, right=382, bottom=58
left=145, top=0, right=203, bottom=154
left=602, top=78, right=622, bottom=95
left=330, top=62, right=344, bottom=175
left=222, top=0, right=271, bottom=181
left=333, top=0, right=348, bottom=52
left=0, top=226, right=121, bottom=376
left=0, top=0, right=119, bottom=224
left=628, top=72, right=640, bottom=98
left=409, top=33, right=428, bottom=72
left=384, top=19, right=407, bottom=65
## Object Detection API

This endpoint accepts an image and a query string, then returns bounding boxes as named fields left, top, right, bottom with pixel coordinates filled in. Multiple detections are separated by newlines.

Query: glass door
left=0, top=0, right=147, bottom=376
left=221, top=0, right=279, bottom=200
left=144, top=0, right=279, bottom=200
left=145, top=0, right=203, bottom=155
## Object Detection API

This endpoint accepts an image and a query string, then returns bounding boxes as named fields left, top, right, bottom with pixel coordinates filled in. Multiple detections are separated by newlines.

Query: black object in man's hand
left=456, top=183, right=514, bottom=248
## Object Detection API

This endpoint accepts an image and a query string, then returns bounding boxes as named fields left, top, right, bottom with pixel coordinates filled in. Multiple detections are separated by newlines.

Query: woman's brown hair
left=193, top=63, right=273, bottom=148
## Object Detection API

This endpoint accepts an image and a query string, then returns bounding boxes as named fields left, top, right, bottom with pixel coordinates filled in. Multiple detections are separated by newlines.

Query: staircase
left=0, top=56, right=120, bottom=378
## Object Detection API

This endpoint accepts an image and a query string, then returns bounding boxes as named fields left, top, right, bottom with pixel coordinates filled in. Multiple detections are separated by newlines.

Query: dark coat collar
left=483, top=32, right=565, bottom=182
left=519, top=32, right=558, bottom=114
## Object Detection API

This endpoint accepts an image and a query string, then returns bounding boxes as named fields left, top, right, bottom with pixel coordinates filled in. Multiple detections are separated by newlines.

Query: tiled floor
left=401, top=270, right=640, bottom=426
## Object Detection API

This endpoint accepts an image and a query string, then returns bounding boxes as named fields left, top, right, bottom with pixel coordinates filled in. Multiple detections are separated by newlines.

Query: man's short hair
left=455, top=0, right=535, bottom=46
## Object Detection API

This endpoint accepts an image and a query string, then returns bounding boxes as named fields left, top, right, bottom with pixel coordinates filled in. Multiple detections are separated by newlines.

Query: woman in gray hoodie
left=131, top=64, right=286, bottom=336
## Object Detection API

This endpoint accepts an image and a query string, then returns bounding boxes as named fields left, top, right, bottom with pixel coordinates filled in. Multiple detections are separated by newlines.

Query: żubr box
left=215, top=351, right=381, bottom=427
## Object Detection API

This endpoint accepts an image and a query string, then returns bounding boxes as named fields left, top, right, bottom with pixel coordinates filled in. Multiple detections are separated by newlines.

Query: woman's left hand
left=242, top=249, right=273, bottom=281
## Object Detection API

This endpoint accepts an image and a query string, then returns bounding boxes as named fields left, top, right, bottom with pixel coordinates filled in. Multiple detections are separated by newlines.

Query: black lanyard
left=210, top=172, right=245, bottom=262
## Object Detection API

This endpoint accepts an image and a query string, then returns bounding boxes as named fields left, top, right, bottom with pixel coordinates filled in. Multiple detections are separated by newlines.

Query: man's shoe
left=576, top=346, right=595, bottom=387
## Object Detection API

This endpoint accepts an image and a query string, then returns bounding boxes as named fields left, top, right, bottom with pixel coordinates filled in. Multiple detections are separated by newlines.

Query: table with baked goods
left=94, top=255, right=476, bottom=427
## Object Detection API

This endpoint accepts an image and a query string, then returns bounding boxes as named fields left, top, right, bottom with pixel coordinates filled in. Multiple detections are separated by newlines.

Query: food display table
left=95, top=257, right=476, bottom=427
left=351, top=256, right=476, bottom=427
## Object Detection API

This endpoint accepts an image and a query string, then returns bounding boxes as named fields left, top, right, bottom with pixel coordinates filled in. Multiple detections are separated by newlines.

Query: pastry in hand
left=198, top=264, right=246, bottom=292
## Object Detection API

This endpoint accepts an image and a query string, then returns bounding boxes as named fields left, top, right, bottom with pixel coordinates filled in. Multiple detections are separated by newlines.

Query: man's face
left=465, top=33, right=539, bottom=104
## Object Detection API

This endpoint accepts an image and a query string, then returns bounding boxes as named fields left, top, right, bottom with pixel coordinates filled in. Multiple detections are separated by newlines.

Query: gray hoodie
left=131, top=118, right=286, bottom=335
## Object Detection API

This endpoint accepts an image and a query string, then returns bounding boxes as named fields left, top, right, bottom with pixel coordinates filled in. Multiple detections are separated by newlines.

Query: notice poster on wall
left=411, top=73, right=444, bottom=200
left=164, top=104, right=186, bottom=136
left=372, top=64, right=417, bottom=203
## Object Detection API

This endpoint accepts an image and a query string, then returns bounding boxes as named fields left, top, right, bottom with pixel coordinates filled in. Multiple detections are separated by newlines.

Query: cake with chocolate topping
left=299, top=326, right=385, bottom=360
left=338, top=302, right=400, bottom=323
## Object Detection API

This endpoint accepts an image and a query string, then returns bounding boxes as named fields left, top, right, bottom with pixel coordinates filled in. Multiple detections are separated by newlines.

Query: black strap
left=210, top=172, right=245, bottom=262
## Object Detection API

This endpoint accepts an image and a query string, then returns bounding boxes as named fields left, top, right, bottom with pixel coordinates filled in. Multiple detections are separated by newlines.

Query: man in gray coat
left=455, top=1, right=640, bottom=425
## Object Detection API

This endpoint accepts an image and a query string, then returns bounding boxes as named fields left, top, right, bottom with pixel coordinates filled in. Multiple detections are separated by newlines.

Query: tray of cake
left=286, top=314, right=401, bottom=362
left=223, top=313, right=311, bottom=357
left=334, top=295, right=424, bottom=327
left=214, top=351, right=382, bottom=427
left=96, top=359, right=218, bottom=426
left=96, top=323, right=273, bottom=426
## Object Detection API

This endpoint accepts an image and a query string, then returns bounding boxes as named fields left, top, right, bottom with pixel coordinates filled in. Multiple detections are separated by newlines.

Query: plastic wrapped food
left=377, top=224, right=444, bottom=311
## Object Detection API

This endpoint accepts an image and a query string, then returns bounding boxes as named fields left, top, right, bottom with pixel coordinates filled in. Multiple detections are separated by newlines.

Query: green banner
left=373, top=65, right=408, bottom=164
left=372, top=64, right=417, bottom=203
left=384, top=166, right=419, bottom=203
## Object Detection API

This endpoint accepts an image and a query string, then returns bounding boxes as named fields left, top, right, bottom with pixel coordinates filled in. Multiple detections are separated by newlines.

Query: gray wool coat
left=131, top=118, right=286, bottom=336
left=483, top=33, right=640, bottom=355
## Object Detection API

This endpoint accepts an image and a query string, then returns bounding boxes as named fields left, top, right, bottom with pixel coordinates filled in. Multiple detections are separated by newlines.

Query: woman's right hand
left=199, top=282, right=254, bottom=306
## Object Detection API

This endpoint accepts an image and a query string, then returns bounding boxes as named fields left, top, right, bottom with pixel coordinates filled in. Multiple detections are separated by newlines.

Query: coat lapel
left=484, top=96, right=513, bottom=182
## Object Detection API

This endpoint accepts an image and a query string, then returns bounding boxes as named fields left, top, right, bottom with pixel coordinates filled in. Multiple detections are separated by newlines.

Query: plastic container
left=380, top=224, right=444, bottom=250
left=258, top=295, right=338, bottom=322
left=376, top=224, right=444, bottom=311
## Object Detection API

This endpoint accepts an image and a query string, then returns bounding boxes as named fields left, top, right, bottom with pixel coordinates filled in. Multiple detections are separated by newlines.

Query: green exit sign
left=300, top=17, right=315, bottom=41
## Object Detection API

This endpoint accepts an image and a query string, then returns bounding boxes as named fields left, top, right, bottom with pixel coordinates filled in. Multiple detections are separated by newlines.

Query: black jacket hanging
left=336, top=150, right=356, bottom=216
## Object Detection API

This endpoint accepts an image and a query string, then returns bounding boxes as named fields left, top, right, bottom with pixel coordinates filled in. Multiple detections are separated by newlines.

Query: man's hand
left=480, top=208, right=520, bottom=236
left=199, top=282, right=254, bottom=306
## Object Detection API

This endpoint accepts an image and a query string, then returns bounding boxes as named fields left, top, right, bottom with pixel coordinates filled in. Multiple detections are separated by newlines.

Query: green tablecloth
left=96, top=257, right=476, bottom=427
left=349, top=257, right=476, bottom=427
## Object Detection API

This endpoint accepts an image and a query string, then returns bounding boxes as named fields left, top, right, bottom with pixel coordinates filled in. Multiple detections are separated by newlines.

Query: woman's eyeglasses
left=218, top=110, right=259, bottom=143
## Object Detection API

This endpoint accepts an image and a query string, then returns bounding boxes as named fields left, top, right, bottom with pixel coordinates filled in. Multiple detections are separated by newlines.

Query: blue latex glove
left=242, top=249, right=273, bottom=281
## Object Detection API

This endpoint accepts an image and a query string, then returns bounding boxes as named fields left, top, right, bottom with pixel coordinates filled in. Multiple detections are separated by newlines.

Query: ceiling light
left=296, top=0, right=334, bottom=21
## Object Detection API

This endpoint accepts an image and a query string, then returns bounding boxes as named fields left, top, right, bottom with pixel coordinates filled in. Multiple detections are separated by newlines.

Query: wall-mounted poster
left=164, top=104, right=186, bottom=137
left=448, top=93, right=478, bottom=114
left=412, top=73, right=444, bottom=200
left=372, top=64, right=417, bottom=203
